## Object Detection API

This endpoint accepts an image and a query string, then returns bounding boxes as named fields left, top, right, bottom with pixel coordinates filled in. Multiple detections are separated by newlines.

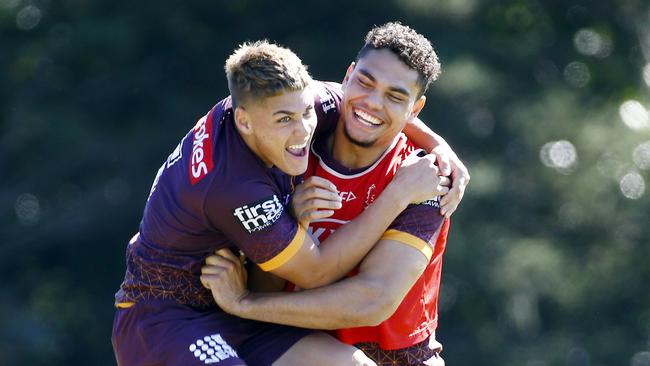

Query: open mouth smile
left=286, top=142, right=308, bottom=157
left=353, top=108, right=384, bottom=127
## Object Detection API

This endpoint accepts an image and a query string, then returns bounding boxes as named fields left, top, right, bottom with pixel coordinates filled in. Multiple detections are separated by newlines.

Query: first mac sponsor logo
left=190, top=113, right=214, bottom=185
left=233, top=195, right=284, bottom=233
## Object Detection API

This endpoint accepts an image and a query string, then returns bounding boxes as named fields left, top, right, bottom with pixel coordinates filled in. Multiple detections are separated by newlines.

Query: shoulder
left=313, top=80, right=343, bottom=112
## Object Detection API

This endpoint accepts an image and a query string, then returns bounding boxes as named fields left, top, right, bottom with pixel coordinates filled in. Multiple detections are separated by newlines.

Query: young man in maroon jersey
left=202, top=22, right=464, bottom=366
left=112, top=37, right=465, bottom=365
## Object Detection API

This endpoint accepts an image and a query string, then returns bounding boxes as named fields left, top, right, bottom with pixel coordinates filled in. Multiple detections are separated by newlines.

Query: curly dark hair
left=357, top=22, right=441, bottom=97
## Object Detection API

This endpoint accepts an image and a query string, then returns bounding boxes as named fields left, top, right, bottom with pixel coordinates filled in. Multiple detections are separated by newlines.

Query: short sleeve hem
left=381, top=229, right=433, bottom=261
left=258, top=225, right=306, bottom=271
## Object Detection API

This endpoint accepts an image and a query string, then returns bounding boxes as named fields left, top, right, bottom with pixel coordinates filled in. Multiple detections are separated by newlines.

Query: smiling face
left=340, top=48, right=426, bottom=149
left=235, top=87, right=316, bottom=176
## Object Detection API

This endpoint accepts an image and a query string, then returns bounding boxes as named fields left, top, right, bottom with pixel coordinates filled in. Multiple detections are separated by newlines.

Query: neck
left=330, top=117, right=394, bottom=170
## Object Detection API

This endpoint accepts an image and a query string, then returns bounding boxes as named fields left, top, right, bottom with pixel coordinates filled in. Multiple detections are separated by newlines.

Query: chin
left=281, top=161, right=308, bottom=176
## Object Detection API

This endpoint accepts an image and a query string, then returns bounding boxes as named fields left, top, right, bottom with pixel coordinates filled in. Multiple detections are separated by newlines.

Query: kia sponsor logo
left=190, top=113, right=214, bottom=185
left=338, top=191, right=357, bottom=202
left=233, top=195, right=284, bottom=233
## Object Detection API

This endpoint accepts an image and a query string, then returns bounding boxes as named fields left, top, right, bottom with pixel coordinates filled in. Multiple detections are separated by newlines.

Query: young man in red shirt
left=202, top=22, right=466, bottom=365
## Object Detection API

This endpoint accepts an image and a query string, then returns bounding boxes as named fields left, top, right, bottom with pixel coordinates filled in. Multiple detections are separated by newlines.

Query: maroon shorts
left=112, top=300, right=313, bottom=366
left=355, top=335, right=444, bottom=366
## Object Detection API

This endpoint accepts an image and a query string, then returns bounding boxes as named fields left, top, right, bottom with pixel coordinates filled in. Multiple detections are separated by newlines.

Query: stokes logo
left=233, top=195, right=284, bottom=233
left=190, top=113, right=214, bottom=185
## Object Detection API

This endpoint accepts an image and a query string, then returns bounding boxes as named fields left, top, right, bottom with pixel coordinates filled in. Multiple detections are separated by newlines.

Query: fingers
left=201, top=251, right=240, bottom=289
left=401, top=148, right=427, bottom=167
left=302, top=197, right=343, bottom=211
left=438, top=154, right=470, bottom=218
left=438, top=176, right=451, bottom=188
left=439, top=193, right=460, bottom=218
left=205, top=253, right=235, bottom=266
left=434, top=186, right=450, bottom=196
left=435, top=153, right=452, bottom=177
left=200, top=274, right=212, bottom=289
left=298, top=176, right=338, bottom=194
left=301, top=209, right=335, bottom=222
left=215, top=248, right=239, bottom=262
left=439, top=184, right=464, bottom=218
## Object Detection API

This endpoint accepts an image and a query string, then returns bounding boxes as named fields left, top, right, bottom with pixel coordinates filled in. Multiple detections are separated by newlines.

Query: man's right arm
left=213, top=153, right=446, bottom=291
left=266, top=153, right=447, bottom=289
left=201, top=236, right=433, bottom=329
left=268, top=182, right=408, bottom=289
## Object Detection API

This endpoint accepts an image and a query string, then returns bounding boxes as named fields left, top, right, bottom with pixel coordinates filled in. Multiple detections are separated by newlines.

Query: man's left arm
left=403, top=117, right=470, bottom=217
left=201, top=236, right=435, bottom=329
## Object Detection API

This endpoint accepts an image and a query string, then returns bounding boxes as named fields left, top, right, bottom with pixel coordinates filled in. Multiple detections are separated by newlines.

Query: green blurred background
left=2, top=0, right=650, bottom=365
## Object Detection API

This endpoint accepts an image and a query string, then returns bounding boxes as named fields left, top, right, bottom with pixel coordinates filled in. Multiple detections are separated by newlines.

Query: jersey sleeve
left=205, top=181, right=306, bottom=271
left=313, top=80, right=343, bottom=138
left=381, top=197, right=445, bottom=260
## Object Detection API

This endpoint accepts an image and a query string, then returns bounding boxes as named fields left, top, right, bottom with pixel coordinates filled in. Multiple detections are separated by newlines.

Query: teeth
left=287, top=143, right=307, bottom=150
left=354, top=109, right=382, bottom=126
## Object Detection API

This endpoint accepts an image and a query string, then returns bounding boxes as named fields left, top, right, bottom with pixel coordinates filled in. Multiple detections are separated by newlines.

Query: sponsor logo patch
left=363, top=184, right=377, bottom=208
left=233, top=195, right=284, bottom=233
left=422, top=195, right=441, bottom=209
left=339, top=190, right=357, bottom=203
left=188, top=334, right=238, bottom=364
left=318, top=86, right=336, bottom=114
left=189, top=112, right=215, bottom=185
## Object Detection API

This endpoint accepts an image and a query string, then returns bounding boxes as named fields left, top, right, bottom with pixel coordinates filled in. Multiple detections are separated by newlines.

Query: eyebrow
left=273, top=104, right=313, bottom=116
left=358, top=69, right=411, bottom=98
left=272, top=110, right=295, bottom=116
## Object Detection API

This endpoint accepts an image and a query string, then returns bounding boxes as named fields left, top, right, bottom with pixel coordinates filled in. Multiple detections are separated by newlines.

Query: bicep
left=267, top=231, right=327, bottom=289
left=356, top=238, right=430, bottom=302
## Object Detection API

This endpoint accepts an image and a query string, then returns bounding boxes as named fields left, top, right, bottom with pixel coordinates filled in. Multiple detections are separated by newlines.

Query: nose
left=295, top=114, right=314, bottom=140
left=365, top=90, right=382, bottom=111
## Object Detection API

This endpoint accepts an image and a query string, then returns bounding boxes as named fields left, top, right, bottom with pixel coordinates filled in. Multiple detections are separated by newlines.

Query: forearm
left=404, top=117, right=452, bottom=152
left=233, top=276, right=388, bottom=329
left=305, top=185, right=409, bottom=288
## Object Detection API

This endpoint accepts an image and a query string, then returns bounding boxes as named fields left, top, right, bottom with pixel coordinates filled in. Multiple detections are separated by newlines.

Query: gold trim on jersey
left=381, top=229, right=433, bottom=260
left=116, top=302, right=135, bottom=308
left=258, top=225, right=306, bottom=271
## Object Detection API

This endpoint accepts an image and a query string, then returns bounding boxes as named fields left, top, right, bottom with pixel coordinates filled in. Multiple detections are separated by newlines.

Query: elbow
left=347, top=281, right=400, bottom=327
left=293, top=268, right=340, bottom=290
left=359, top=300, right=399, bottom=327
left=292, top=273, right=329, bottom=290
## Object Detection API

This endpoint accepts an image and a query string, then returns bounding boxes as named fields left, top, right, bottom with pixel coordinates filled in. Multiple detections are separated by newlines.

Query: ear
left=234, top=106, right=253, bottom=135
left=409, top=96, right=427, bottom=120
left=342, top=62, right=355, bottom=86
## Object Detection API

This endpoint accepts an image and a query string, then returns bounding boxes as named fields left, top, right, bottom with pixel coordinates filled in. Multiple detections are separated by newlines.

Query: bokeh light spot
left=540, top=140, right=577, bottom=171
left=15, top=193, right=40, bottom=226
left=16, top=5, right=41, bottom=30
left=619, top=100, right=650, bottom=130
left=619, top=172, right=645, bottom=200
left=633, top=141, right=650, bottom=170
left=563, top=61, right=590, bottom=88
left=574, top=28, right=611, bottom=58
